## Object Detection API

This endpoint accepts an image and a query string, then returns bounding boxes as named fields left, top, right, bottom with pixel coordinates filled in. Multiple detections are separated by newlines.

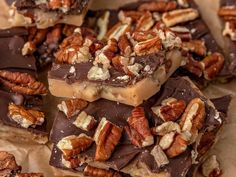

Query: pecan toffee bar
left=48, top=9, right=184, bottom=106
left=0, top=28, right=48, bottom=144
left=49, top=77, right=231, bottom=177
left=218, top=0, right=236, bottom=76
left=0, top=151, right=44, bottom=177
left=5, top=0, right=90, bottom=29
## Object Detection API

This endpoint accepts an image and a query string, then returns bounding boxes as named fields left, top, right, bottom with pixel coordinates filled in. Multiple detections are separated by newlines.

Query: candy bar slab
left=49, top=77, right=230, bottom=177
left=5, top=0, right=90, bottom=29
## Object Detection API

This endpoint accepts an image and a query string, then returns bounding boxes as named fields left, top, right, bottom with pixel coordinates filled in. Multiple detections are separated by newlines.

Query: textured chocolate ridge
left=49, top=77, right=226, bottom=176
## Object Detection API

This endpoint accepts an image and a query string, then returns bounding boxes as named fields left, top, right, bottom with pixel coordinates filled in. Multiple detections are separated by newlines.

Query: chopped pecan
left=62, top=25, right=77, bottom=37
left=134, top=36, right=162, bottom=56
left=84, top=165, right=121, bottom=177
left=57, top=98, right=88, bottom=118
left=201, top=155, right=222, bottom=177
left=159, top=131, right=176, bottom=150
left=97, top=11, right=110, bottom=40
left=59, top=33, right=83, bottom=48
left=135, top=11, right=155, bottom=31
left=127, top=63, right=143, bottom=76
left=94, top=118, right=123, bottom=161
left=61, top=155, right=83, bottom=168
left=179, top=98, right=206, bottom=143
left=183, top=40, right=207, bottom=56
left=111, top=56, right=133, bottom=75
left=170, top=26, right=192, bottom=41
left=118, top=34, right=132, bottom=57
left=151, top=98, right=186, bottom=122
left=152, top=121, right=181, bottom=136
left=0, top=70, right=47, bottom=95
left=200, top=53, right=225, bottom=80
left=87, top=66, right=110, bottom=81
left=218, top=6, right=236, bottom=19
left=106, top=22, right=130, bottom=40
left=57, top=134, right=93, bottom=158
left=118, top=10, right=143, bottom=24
left=222, top=21, right=236, bottom=41
left=16, top=173, right=44, bottom=177
left=8, top=103, right=45, bottom=129
left=166, top=133, right=188, bottom=158
left=184, top=56, right=204, bottom=77
left=138, top=1, right=177, bottom=12
left=45, top=24, right=62, bottom=45
left=22, top=28, right=48, bottom=55
left=132, top=31, right=157, bottom=42
left=177, top=0, right=189, bottom=7
left=150, top=145, right=169, bottom=167
left=125, top=107, right=154, bottom=148
left=49, top=0, right=75, bottom=12
left=0, top=151, right=21, bottom=176
left=162, top=8, right=199, bottom=27
left=73, top=111, right=97, bottom=131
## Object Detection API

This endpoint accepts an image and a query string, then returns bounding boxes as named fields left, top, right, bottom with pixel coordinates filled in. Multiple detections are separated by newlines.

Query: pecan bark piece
left=94, top=118, right=123, bottom=161
left=57, top=134, right=93, bottom=158
left=0, top=70, right=47, bottom=95
left=162, top=8, right=199, bottom=27
left=118, top=34, right=132, bottom=57
left=184, top=57, right=204, bottom=77
left=179, top=98, right=206, bottom=142
left=8, top=103, right=45, bottom=129
left=0, top=151, right=21, bottom=176
left=125, top=107, right=154, bottom=148
left=183, top=40, right=207, bottom=56
left=138, top=1, right=177, bottom=12
left=57, top=98, right=88, bottom=118
left=84, top=165, right=121, bottom=177
left=200, top=53, right=225, bottom=80
left=73, top=111, right=97, bottom=131
left=151, top=98, right=186, bottom=122
left=16, top=173, right=44, bottom=177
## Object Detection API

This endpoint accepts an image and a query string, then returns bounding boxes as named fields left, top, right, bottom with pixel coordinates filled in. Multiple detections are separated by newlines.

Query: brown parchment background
left=0, top=0, right=236, bottom=176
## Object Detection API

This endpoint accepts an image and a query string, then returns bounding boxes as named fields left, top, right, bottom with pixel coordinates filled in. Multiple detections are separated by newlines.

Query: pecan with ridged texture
left=218, top=6, right=236, bottom=21
left=63, top=25, right=77, bottom=36
left=132, top=30, right=157, bottom=42
left=200, top=53, right=225, bottom=80
left=57, top=98, right=88, bottom=118
left=138, top=1, right=177, bottom=12
left=170, top=26, right=192, bottom=41
left=118, top=10, right=143, bottom=24
left=8, top=103, right=45, bottom=128
left=135, top=11, right=155, bottom=31
left=45, top=24, right=62, bottom=45
left=118, top=34, right=132, bottom=57
left=184, top=56, right=204, bottom=77
left=183, top=40, right=207, bottom=56
left=106, top=22, right=130, bottom=40
left=0, top=70, right=47, bottom=95
left=59, top=33, right=83, bottom=48
left=125, top=107, right=154, bottom=148
left=84, top=165, right=121, bottom=177
left=94, top=118, right=122, bottom=161
left=16, top=173, right=44, bottom=177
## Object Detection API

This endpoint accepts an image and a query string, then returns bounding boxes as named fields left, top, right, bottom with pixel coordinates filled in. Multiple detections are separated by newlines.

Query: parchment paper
left=0, top=0, right=235, bottom=177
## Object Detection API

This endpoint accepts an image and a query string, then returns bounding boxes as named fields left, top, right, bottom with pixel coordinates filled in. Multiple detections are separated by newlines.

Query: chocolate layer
left=49, top=77, right=225, bottom=176
left=0, top=89, right=47, bottom=135
left=48, top=51, right=166, bottom=87
left=0, top=28, right=36, bottom=72
left=15, top=0, right=90, bottom=15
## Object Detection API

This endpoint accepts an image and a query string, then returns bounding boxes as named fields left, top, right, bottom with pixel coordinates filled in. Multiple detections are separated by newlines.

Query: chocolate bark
left=49, top=77, right=229, bottom=176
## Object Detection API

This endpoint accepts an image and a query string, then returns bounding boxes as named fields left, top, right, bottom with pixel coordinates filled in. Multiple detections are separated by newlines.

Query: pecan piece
left=138, top=1, right=177, bottom=12
left=200, top=53, right=225, bottom=80
left=201, top=155, right=222, bottom=177
left=170, top=26, right=192, bottom=41
left=106, top=22, right=130, bottom=40
left=136, top=11, right=155, bottom=31
left=59, top=33, right=83, bottom=48
left=222, top=21, right=236, bottom=41
left=84, top=165, right=121, bottom=177
left=218, top=6, right=236, bottom=19
left=0, top=70, right=47, bottom=95
left=184, top=57, right=204, bottom=77
left=45, top=24, right=62, bottom=45
left=159, top=131, right=176, bottom=150
left=118, top=10, right=143, bottom=24
left=57, top=98, right=88, bottom=118
left=94, top=118, right=122, bottom=161
left=87, top=66, right=110, bottom=81
left=118, top=34, right=132, bottom=57
left=62, top=25, right=77, bottom=37
left=162, top=8, right=199, bottom=27
left=150, top=145, right=169, bottom=167
left=73, top=111, right=97, bottom=131
left=16, top=173, right=44, bottom=177
left=166, top=133, right=188, bottom=158
left=177, top=0, right=189, bottom=7
left=0, top=151, right=21, bottom=176
left=132, top=30, right=157, bottom=42
left=125, top=107, right=154, bottom=148
left=97, top=11, right=110, bottom=40
left=8, top=103, right=45, bottom=129
left=152, top=121, right=181, bottom=136
left=151, top=98, right=186, bottom=122
left=179, top=98, right=206, bottom=142
left=183, top=40, right=207, bottom=56
left=134, top=36, right=162, bottom=56
left=57, top=134, right=93, bottom=158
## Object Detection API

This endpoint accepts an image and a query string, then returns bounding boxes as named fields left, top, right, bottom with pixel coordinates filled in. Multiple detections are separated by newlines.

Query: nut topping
left=87, top=66, right=110, bottom=81
left=57, top=134, right=93, bottom=158
left=180, top=98, right=206, bottom=143
left=106, top=22, right=130, bottom=40
left=125, top=107, right=154, bottom=148
left=57, top=99, right=88, bottom=118
left=150, top=145, right=169, bottom=167
left=218, top=6, right=236, bottom=20
left=84, top=165, right=121, bottom=177
left=118, top=34, right=132, bottom=57
left=170, top=26, right=192, bottom=41
left=152, top=121, right=181, bottom=136
left=73, top=111, right=97, bottom=131
left=162, top=8, right=199, bottom=27
left=138, top=1, right=177, bottom=12
left=0, top=70, right=47, bottom=95
left=200, top=53, right=225, bottom=80
left=16, top=173, right=44, bottom=177
left=183, top=40, right=207, bottom=56
left=94, top=118, right=123, bottom=161
left=222, top=21, right=236, bottom=41
left=151, top=98, right=186, bottom=122
left=8, top=103, right=45, bottom=129
left=135, top=11, right=155, bottom=31
left=159, top=131, right=176, bottom=150
left=184, top=57, right=204, bottom=77
left=97, top=11, right=110, bottom=40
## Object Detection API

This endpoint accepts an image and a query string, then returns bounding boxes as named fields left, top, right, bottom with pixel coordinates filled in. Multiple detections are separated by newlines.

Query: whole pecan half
left=138, top=1, right=177, bottom=12
left=0, top=70, right=47, bottom=95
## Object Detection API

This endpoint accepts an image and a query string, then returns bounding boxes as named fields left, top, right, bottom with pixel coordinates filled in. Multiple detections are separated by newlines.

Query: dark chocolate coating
left=49, top=77, right=226, bottom=176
